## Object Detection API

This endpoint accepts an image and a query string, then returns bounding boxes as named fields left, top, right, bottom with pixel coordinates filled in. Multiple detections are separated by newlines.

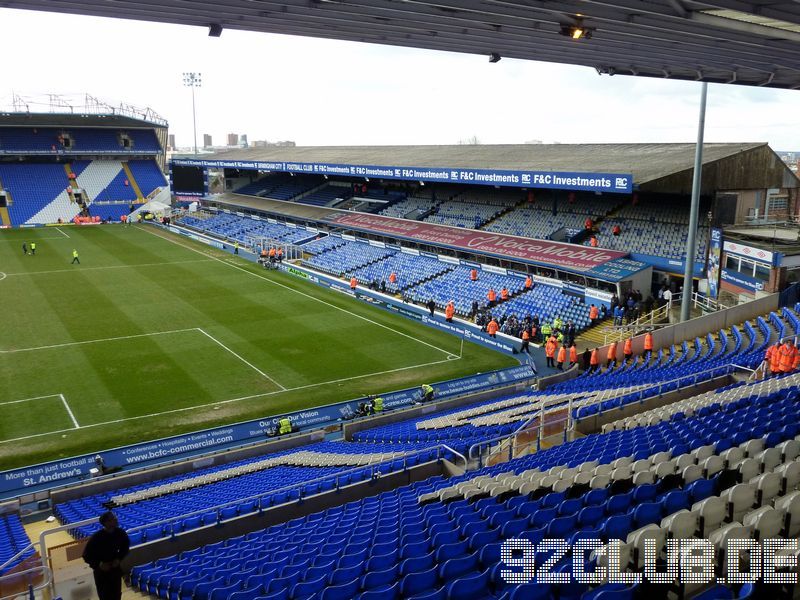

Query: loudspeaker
left=208, top=23, right=223, bottom=37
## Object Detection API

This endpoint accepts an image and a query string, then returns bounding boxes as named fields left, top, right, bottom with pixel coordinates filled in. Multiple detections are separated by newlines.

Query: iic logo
left=615, top=178, right=628, bottom=189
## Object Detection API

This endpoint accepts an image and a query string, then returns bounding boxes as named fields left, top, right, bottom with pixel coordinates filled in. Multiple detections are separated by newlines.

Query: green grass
left=0, top=224, right=515, bottom=470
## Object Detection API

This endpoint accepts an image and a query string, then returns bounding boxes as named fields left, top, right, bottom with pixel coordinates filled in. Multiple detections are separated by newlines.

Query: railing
left=0, top=565, right=51, bottom=600
left=602, top=302, right=670, bottom=344
left=466, top=360, right=754, bottom=468
left=29, top=442, right=459, bottom=594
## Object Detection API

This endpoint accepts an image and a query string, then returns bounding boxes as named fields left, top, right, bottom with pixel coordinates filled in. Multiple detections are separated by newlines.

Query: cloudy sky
left=2, top=7, right=797, bottom=150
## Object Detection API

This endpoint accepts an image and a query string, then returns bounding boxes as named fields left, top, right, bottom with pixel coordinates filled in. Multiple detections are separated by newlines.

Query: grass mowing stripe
left=140, top=226, right=458, bottom=359
left=0, top=353, right=460, bottom=445
left=196, top=328, right=287, bottom=390
left=4, top=258, right=212, bottom=277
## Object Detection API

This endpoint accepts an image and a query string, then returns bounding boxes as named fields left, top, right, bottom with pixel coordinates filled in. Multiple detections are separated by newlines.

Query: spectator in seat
left=612, top=224, right=621, bottom=236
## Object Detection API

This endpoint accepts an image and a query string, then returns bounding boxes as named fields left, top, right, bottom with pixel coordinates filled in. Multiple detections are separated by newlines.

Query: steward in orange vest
left=769, top=342, right=782, bottom=374
left=644, top=331, right=654, bottom=351
left=487, top=319, right=499, bottom=338
left=556, top=345, right=566, bottom=371
left=444, top=302, right=455, bottom=322
left=607, top=342, right=618, bottom=367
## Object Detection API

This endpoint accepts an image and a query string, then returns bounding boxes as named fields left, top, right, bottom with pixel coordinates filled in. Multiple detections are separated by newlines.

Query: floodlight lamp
left=560, top=23, right=592, bottom=39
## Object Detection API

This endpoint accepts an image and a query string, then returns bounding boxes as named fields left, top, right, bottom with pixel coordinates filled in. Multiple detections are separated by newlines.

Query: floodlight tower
left=182, top=72, right=202, bottom=155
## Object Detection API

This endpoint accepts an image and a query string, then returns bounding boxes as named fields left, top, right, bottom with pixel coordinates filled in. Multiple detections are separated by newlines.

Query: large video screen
left=172, top=166, right=205, bottom=193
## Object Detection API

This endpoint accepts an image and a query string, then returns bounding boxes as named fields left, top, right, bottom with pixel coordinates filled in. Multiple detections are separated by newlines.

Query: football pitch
left=0, top=224, right=515, bottom=470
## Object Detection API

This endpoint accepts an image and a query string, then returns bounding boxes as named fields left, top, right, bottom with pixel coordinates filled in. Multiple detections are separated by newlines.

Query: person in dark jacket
left=582, top=348, right=592, bottom=371
left=82, top=512, right=130, bottom=600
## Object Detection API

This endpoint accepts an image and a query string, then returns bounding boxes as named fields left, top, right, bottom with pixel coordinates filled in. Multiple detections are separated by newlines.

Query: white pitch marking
left=60, top=394, right=80, bottom=428
left=0, top=355, right=461, bottom=445
left=54, top=227, right=71, bottom=239
left=0, top=393, right=62, bottom=407
left=0, top=328, right=199, bottom=354
left=0, top=272, right=5, bottom=282
left=195, top=328, right=287, bottom=390
left=140, top=226, right=459, bottom=359
left=3, top=258, right=212, bottom=277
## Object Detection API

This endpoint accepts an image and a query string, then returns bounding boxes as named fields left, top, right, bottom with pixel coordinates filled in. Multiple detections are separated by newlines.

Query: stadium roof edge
left=173, top=142, right=768, bottom=186
left=7, top=0, right=800, bottom=90
left=0, top=112, right=168, bottom=129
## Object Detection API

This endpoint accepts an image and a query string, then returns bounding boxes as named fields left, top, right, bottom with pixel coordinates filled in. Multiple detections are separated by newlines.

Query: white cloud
left=2, top=7, right=797, bottom=150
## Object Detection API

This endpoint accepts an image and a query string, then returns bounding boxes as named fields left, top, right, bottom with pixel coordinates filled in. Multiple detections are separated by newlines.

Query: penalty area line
left=60, top=394, right=80, bottom=429
left=0, top=355, right=462, bottom=445
left=195, top=328, right=287, bottom=391
left=139, top=226, right=460, bottom=360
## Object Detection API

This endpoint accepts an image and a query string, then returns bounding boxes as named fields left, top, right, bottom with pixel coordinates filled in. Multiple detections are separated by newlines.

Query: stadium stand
left=299, top=235, right=349, bottom=255
left=405, top=266, right=527, bottom=315
left=55, top=442, right=442, bottom=542
left=485, top=195, right=615, bottom=240
left=0, top=162, right=71, bottom=224
left=589, top=196, right=711, bottom=261
left=351, top=252, right=454, bottom=294
left=293, top=184, right=348, bottom=207
left=423, top=195, right=516, bottom=229
left=0, top=127, right=161, bottom=154
left=176, top=211, right=597, bottom=332
left=128, top=160, right=168, bottom=194
left=179, top=213, right=313, bottom=245
left=304, top=242, right=396, bottom=277
left=233, top=174, right=319, bottom=201
left=378, top=196, right=437, bottom=219
left=490, top=283, right=593, bottom=331
left=0, top=514, right=35, bottom=575
left=130, top=363, right=800, bottom=600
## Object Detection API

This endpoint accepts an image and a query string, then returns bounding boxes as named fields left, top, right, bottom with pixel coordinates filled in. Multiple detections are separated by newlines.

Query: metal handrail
left=0, top=545, right=40, bottom=576
left=466, top=359, right=754, bottom=466
left=0, top=565, right=51, bottom=600
left=440, top=445, right=468, bottom=470
left=602, top=303, right=670, bottom=344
